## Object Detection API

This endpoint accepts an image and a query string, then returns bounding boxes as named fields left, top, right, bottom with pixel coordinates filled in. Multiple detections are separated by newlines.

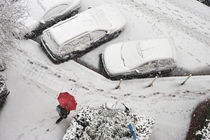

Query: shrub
left=196, top=120, right=210, bottom=140
left=63, top=106, right=155, bottom=140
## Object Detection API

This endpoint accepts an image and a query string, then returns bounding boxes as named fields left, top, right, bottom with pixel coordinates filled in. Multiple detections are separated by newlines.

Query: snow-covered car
left=0, top=75, right=9, bottom=106
left=198, top=0, right=210, bottom=5
left=41, top=5, right=126, bottom=64
left=35, top=0, right=80, bottom=23
left=0, top=60, right=6, bottom=72
left=23, top=0, right=81, bottom=37
left=101, top=39, right=177, bottom=79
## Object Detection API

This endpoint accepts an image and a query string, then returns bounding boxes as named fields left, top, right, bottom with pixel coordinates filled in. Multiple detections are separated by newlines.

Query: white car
left=23, top=0, right=81, bottom=37
left=41, top=5, right=126, bottom=63
left=101, top=39, right=177, bottom=79
left=34, top=0, right=80, bottom=23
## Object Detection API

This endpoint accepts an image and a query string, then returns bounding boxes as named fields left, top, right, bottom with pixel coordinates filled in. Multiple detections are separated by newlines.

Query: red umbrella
left=57, top=92, right=77, bottom=111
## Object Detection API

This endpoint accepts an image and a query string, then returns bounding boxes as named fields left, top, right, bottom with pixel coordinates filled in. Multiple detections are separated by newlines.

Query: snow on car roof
left=137, top=39, right=174, bottom=62
left=103, top=39, right=175, bottom=74
left=48, top=8, right=112, bottom=46
left=121, top=39, right=174, bottom=68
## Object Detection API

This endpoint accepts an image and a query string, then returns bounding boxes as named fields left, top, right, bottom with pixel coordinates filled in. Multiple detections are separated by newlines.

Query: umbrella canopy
left=57, top=92, right=77, bottom=111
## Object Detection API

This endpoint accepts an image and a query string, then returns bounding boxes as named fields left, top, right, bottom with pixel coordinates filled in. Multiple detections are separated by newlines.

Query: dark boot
left=56, top=117, right=63, bottom=124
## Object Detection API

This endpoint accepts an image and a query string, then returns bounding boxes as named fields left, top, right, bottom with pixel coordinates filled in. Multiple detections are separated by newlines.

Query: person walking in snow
left=56, top=92, right=77, bottom=124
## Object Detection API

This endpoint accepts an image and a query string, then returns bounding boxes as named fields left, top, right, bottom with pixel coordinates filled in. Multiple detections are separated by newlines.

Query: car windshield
left=121, top=42, right=144, bottom=69
left=47, top=31, right=60, bottom=49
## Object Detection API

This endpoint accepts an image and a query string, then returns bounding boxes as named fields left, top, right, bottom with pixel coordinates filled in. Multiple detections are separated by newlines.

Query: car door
left=155, top=59, right=176, bottom=72
left=134, top=61, right=158, bottom=75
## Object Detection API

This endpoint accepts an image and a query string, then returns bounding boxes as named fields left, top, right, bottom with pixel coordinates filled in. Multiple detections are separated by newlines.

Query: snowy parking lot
left=0, top=0, right=210, bottom=140
left=76, top=0, right=210, bottom=78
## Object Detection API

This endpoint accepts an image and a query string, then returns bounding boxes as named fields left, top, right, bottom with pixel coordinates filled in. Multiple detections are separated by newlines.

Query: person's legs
left=56, top=117, right=63, bottom=124
left=61, top=109, right=70, bottom=118
left=56, top=105, right=62, bottom=117
left=56, top=105, right=70, bottom=124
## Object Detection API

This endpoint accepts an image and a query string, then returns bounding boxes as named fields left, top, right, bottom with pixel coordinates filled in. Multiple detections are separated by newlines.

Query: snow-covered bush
left=63, top=106, right=155, bottom=140
left=196, top=119, right=210, bottom=140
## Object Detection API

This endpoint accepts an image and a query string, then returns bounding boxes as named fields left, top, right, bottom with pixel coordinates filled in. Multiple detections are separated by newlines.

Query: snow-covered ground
left=0, top=0, right=210, bottom=140
left=0, top=39, right=210, bottom=140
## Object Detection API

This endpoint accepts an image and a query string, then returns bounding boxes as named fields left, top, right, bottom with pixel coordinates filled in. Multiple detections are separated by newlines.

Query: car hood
left=97, top=5, right=126, bottom=31
left=103, top=43, right=130, bottom=76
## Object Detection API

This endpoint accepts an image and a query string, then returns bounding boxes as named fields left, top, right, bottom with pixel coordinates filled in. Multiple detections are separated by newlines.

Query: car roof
left=48, top=7, right=112, bottom=46
left=118, top=39, right=174, bottom=69
left=136, top=39, right=174, bottom=63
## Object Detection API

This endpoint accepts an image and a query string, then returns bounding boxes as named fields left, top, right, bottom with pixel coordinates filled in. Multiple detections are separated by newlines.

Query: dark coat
left=56, top=105, right=70, bottom=119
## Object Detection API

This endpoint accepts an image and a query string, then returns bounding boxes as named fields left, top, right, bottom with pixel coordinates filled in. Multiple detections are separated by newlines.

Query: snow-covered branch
left=63, top=106, right=155, bottom=140
left=0, top=0, right=26, bottom=60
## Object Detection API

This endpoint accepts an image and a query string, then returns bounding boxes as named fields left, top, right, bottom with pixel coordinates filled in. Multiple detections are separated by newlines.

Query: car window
left=136, top=61, right=158, bottom=74
left=79, top=34, right=91, bottom=45
left=90, top=30, right=106, bottom=41
left=72, top=34, right=90, bottom=46
left=136, top=59, right=175, bottom=74
left=60, top=42, right=74, bottom=54
left=137, top=62, right=152, bottom=72
left=71, top=34, right=91, bottom=51
left=43, top=4, right=68, bottom=21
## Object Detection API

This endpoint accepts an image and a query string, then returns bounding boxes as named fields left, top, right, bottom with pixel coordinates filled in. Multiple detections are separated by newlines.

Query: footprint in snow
left=17, top=133, right=24, bottom=139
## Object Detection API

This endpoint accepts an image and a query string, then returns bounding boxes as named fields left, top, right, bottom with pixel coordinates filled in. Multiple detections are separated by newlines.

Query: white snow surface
left=0, top=0, right=210, bottom=140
